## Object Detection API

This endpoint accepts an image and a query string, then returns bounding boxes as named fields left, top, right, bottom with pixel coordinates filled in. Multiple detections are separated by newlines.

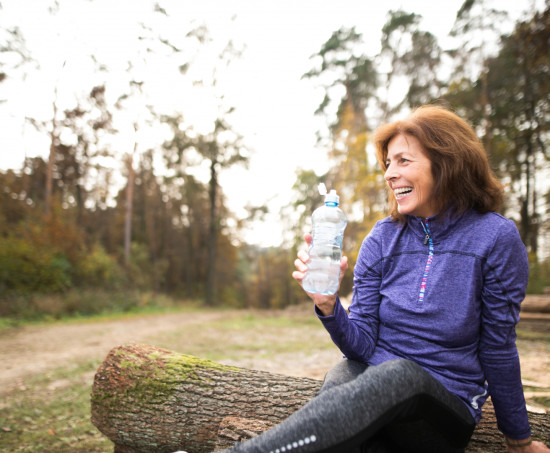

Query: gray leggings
left=222, top=359, right=476, bottom=453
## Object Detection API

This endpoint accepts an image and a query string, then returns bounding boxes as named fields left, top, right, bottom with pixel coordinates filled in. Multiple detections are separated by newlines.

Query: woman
left=222, top=106, right=549, bottom=452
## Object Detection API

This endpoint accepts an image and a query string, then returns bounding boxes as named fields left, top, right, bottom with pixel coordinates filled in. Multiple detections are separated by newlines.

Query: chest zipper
left=418, top=219, right=434, bottom=303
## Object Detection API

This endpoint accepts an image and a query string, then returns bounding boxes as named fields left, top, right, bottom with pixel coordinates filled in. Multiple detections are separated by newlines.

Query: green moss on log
left=92, top=343, right=240, bottom=410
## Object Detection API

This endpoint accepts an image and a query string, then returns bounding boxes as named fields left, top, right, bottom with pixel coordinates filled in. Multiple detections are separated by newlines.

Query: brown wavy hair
left=373, top=105, right=503, bottom=222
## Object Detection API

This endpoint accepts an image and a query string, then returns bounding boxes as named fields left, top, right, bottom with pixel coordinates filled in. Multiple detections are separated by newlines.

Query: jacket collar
left=406, top=205, right=465, bottom=244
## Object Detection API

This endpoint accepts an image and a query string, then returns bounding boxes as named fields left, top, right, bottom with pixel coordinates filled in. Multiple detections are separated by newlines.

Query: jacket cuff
left=315, top=295, right=346, bottom=323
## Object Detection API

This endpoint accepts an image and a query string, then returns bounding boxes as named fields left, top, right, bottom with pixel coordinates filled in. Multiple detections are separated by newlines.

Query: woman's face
left=384, top=134, right=438, bottom=219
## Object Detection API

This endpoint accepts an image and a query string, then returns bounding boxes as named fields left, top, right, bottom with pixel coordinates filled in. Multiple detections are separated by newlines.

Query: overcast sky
left=0, top=0, right=542, bottom=246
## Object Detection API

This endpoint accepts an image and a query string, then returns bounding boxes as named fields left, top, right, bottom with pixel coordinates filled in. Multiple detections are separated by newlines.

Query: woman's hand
left=505, top=437, right=550, bottom=452
left=292, top=233, right=348, bottom=316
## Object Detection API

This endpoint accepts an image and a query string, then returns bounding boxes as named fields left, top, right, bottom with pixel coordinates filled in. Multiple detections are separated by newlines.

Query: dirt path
left=0, top=311, right=231, bottom=396
left=2, top=308, right=549, bottom=400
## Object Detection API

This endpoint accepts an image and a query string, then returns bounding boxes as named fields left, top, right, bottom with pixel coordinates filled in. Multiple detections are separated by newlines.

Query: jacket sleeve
left=478, top=218, right=531, bottom=439
left=318, top=224, right=382, bottom=363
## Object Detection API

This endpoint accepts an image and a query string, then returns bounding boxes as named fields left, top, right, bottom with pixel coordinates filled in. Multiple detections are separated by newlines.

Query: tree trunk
left=91, top=344, right=550, bottom=453
left=45, top=86, right=59, bottom=218
left=206, top=155, right=218, bottom=306
left=124, top=148, right=135, bottom=267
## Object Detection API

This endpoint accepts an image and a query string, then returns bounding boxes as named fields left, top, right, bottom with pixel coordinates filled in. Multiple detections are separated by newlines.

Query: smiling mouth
left=394, top=187, right=413, bottom=199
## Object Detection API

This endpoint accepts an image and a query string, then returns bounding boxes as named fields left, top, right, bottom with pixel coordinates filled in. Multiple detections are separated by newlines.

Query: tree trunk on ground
left=91, top=343, right=550, bottom=453
left=91, top=343, right=319, bottom=453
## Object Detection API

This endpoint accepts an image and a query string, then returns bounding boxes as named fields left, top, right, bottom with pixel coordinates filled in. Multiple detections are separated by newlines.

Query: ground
left=1, top=305, right=344, bottom=402
left=1, top=298, right=550, bottom=406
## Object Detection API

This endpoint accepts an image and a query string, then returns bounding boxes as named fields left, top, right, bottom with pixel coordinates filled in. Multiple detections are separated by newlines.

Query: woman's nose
left=384, top=164, right=397, bottom=182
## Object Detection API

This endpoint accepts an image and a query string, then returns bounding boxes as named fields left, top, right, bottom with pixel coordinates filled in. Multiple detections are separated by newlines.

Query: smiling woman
left=226, top=105, right=550, bottom=453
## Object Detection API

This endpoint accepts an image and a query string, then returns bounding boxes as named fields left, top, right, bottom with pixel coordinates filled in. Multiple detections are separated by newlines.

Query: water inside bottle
left=303, top=256, right=341, bottom=295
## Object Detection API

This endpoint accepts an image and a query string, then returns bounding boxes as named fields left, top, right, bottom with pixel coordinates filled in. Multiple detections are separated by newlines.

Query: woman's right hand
left=291, top=233, right=348, bottom=316
left=507, top=441, right=550, bottom=452
left=505, top=436, right=550, bottom=452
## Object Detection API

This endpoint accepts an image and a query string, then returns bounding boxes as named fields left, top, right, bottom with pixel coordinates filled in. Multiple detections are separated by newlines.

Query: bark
left=91, top=343, right=550, bottom=453
left=91, top=343, right=319, bottom=453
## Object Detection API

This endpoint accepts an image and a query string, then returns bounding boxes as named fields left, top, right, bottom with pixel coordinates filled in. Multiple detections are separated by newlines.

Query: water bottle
left=302, top=184, right=347, bottom=295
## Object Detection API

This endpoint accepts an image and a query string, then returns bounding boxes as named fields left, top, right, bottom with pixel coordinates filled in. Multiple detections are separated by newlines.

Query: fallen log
left=522, top=295, right=550, bottom=314
left=91, top=343, right=550, bottom=453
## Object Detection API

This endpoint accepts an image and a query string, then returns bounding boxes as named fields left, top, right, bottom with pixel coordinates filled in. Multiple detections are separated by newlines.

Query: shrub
left=0, top=235, right=72, bottom=294
left=75, top=243, right=125, bottom=288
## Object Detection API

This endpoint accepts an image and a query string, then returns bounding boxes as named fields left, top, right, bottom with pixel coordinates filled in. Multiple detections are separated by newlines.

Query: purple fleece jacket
left=318, top=208, right=531, bottom=439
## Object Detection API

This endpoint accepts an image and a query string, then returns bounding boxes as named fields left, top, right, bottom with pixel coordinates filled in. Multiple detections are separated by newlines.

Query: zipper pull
left=420, top=219, right=431, bottom=245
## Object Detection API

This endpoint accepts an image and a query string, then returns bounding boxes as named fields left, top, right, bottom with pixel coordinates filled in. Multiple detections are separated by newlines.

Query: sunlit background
left=0, top=0, right=548, bottom=311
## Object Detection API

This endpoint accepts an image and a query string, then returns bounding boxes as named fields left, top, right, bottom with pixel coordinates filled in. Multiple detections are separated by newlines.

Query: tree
left=101, top=2, right=208, bottom=268
left=124, top=125, right=138, bottom=268
left=45, top=75, right=62, bottom=218
left=161, top=113, right=206, bottom=297
left=160, top=111, right=247, bottom=304
left=450, top=0, right=510, bottom=154
left=53, top=84, right=116, bottom=220
left=303, top=27, right=377, bottom=144
left=379, top=9, right=446, bottom=117
left=443, top=4, right=550, bottom=263
left=194, top=116, right=248, bottom=305
left=0, top=9, right=34, bottom=95
left=484, top=6, right=550, bottom=254
left=18, top=75, right=117, bottom=222
left=0, top=168, right=32, bottom=230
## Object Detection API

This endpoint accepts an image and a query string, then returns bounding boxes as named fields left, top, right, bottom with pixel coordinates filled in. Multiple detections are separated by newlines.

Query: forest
left=0, top=0, right=549, bottom=318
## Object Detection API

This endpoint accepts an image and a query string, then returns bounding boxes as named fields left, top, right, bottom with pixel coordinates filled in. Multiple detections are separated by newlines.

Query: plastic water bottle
left=302, top=184, right=347, bottom=295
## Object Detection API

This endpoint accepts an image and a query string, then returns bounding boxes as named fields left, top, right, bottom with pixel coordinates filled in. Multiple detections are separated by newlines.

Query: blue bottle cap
left=325, top=189, right=339, bottom=206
